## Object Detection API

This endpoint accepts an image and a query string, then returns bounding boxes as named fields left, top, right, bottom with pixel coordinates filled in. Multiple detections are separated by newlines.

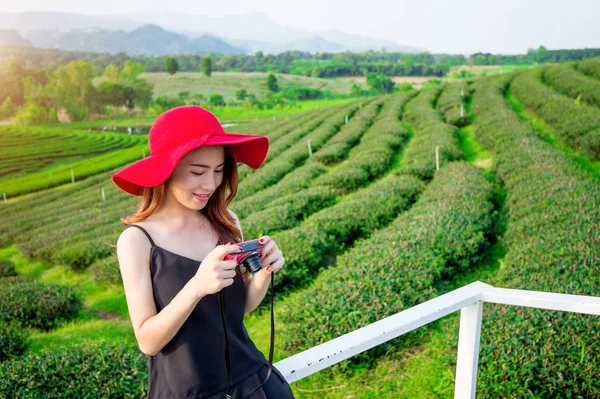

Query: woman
left=113, top=105, right=294, bottom=399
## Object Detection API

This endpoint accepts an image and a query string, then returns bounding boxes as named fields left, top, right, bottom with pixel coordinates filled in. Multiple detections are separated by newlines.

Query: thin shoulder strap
left=124, top=224, right=155, bottom=247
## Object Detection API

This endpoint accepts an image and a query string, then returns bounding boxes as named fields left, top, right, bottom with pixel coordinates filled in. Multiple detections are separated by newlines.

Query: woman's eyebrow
left=189, top=162, right=226, bottom=167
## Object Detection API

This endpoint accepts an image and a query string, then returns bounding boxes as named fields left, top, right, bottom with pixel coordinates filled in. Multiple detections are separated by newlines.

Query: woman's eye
left=191, top=170, right=223, bottom=175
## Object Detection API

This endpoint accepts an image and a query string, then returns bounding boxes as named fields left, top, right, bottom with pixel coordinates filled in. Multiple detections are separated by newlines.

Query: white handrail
left=273, top=280, right=600, bottom=398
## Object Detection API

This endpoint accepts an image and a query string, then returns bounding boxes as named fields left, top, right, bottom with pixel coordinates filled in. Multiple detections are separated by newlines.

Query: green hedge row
left=235, top=102, right=362, bottom=200
left=543, top=63, right=600, bottom=108
left=436, top=82, right=470, bottom=127
left=272, top=173, right=425, bottom=293
left=231, top=163, right=329, bottom=218
left=233, top=98, right=387, bottom=222
left=232, top=107, right=333, bottom=179
left=240, top=186, right=339, bottom=239
left=398, top=86, right=464, bottom=180
left=234, top=99, right=385, bottom=234
left=576, top=56, right=600, bottom=80
left=0, top=276, right=82, bottom=331
left=510, top=68, right=600, bottom=160
left=470, top=73, right=600, bottom=397
left=235, top=94, right=410, bottom=239
left=247, top=103, right=351, bottom=171
left=309, top=101, right=382, bottom=165
left=0, top=342, right=147, bottom=398
left=281, top=161, right=494, bottom=362
left=1, top=144, right=149, bottom=198
left=313, top=91, right=416, bottom=192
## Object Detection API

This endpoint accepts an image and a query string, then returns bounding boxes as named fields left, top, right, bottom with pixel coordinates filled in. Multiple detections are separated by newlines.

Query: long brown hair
left=110, top=145, right=247, bottom=278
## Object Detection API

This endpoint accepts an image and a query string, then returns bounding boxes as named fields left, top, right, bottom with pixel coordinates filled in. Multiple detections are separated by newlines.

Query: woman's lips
left=193, top=193, right=211, bottom=202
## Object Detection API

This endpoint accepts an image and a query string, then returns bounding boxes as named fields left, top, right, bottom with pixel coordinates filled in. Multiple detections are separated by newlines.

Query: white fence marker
left=101, top=187, right=106, bottom=201
left=436, top=146, right=440, bottom=171
left=307, top=139, right=312, bottom=156
left=71, top=168, right=75, bottom=183
left=460, top=103, right=465, bottom=118
left=3, top=193, right=6, bottom=203
left=345, top=115, right=348, bottom=124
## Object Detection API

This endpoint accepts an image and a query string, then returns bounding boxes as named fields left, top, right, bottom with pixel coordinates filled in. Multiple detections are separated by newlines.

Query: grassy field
left=129, top=71, right=370, bottom=101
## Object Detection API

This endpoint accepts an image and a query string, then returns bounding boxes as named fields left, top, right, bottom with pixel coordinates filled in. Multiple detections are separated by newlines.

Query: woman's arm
left=117, top=227, right=206, bottom=356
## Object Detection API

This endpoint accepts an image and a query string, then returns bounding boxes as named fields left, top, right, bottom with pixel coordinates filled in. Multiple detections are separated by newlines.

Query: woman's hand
left=258, top=236, right=285, bottom=274
left=192, top=243, right=242, bottom=296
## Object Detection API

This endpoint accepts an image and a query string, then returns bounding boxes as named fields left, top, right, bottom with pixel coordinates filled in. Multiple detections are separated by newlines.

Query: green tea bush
left=0, top=276, right=82, bottom=331
left=576, top=56, right=600, bottom=80
left=231, top=163, right=329, bottom=218
left=240, top=186, right=338, bottom=238
left=510, top=68, right=600, bottom=160
left=273, top=174, right=425, bottom=293
left=470, top=73, right=600, bottom=397
left=282, top=161, right=494, bottom=363
left=543, top=63, right=600, bottom=107
left=236, top=102, right=362, bottom=199
left=314, top=91, right=416, bottom=192
left=436, top=82, right=470, bottom=127
left=0, top=259, right=17, bottom=278
left=399, top=86, right=464, bottom=179
left=0, top=342, right=147, bottom=398
left=0, top=320, right=30, bottom=361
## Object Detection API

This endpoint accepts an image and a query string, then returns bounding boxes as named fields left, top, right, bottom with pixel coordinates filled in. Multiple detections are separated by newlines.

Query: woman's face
left=165, top=145, right=225, bottom=210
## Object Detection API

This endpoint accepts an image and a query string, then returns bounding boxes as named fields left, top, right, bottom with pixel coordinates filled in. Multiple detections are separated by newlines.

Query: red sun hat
left=112, top=105, right=269, bottom=196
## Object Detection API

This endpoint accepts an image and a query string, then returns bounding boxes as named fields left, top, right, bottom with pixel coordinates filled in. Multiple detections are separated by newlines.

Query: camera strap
left=219, top=271, right=275, bottom=399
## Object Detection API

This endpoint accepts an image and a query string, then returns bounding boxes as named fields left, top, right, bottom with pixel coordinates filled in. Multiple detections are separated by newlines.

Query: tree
left=366, top=72, right=395, bottom=94
left=200, top=56, right=212, bottom=77
left=103, top=64, right=121, bottom=81
left=122, top=61, right=145, bottom=83
left=266, top=73, right=279, bottom=92
left=0, top=96, right=15, bottom=118
left=165, top=57, right=179, bottom=75
left=535, top=45, right=548, bottom=63
left=209, top=93, right=225, bottom=107
left=236, top=88, right=248, bottom=101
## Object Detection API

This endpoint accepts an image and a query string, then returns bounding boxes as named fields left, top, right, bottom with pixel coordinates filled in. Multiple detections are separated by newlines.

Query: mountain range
left=0, top=11, right=425, bottom=56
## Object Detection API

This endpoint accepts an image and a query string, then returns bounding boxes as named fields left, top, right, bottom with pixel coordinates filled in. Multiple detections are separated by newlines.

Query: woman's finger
left=267, top=257, right=285, bottom=273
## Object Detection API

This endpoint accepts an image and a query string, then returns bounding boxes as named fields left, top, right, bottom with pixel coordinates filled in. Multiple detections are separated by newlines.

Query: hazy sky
left=3, top=0, right=600, bottom=54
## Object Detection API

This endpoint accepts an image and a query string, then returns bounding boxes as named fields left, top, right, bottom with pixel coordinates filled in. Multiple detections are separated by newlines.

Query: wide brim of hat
left=112, top=132, right=269, bottom=196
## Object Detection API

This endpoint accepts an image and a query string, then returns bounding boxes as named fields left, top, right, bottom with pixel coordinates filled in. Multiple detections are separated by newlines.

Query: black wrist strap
left=219, top=272, right=275, bottom=399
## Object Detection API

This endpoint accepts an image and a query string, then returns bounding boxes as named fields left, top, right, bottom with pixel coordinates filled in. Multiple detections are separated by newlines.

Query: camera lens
left=242, top=253, right=263, bottom=275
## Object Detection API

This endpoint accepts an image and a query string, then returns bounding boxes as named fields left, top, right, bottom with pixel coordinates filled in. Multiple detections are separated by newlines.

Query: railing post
left=454, top=301, right=483, bottom=399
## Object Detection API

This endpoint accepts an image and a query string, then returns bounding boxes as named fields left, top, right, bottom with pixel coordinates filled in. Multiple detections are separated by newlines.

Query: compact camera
left=224, top=239, right=266, bottom=274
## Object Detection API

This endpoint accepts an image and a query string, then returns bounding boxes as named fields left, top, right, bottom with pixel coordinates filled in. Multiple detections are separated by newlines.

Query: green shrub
left=0, top=259, right=17, bottom=278
left=0, top=320, right=30, bottom=361
left=88, top=252, right=122, bottom=285
left=0, top=276, right=82, bottom=331
left=282, top=162, right=494, bottom=363
left=399, top=86, right=464, bottom=179
left=0, top=342, right=147, bottom=398
left=510, top=68, right=600, bottom=160
left=273, top=173, right=425, bottom=293
left=470, top=73, right=600, bottom=397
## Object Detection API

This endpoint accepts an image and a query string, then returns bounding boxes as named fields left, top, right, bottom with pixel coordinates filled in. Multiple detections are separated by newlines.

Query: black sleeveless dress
left=124, top=224, right=295, bottom=399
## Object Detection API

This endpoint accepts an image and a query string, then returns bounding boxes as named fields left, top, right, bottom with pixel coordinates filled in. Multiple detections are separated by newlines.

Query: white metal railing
left=273, top=281, right=600, bottom=398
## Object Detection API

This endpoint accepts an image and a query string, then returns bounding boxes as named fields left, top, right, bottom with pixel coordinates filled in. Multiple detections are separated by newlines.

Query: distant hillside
left=0, top=30, right=31, bottom=47
left=21, top=24, right=243, bottom=56
left=1, top=11, right=425, bottom=55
